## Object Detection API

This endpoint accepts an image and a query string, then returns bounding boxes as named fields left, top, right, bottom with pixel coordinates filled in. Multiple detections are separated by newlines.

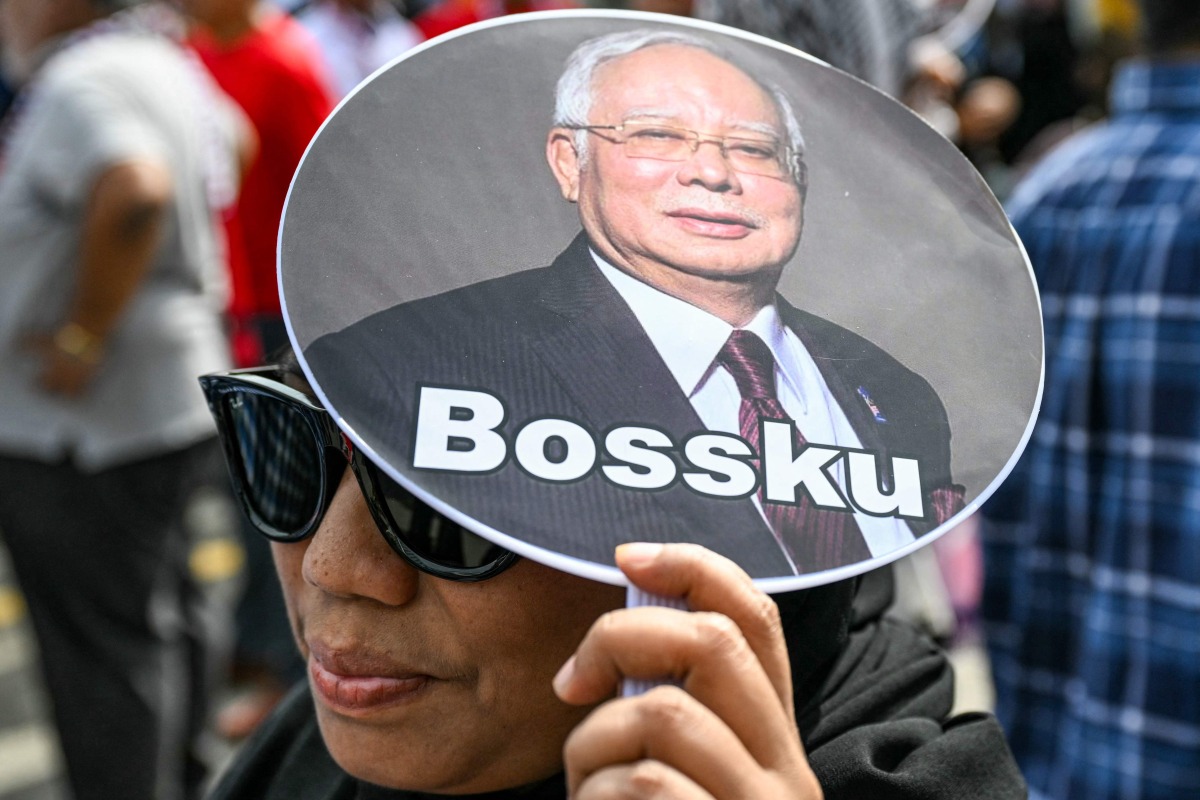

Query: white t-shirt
left=0, top=32, right=239, bottom=469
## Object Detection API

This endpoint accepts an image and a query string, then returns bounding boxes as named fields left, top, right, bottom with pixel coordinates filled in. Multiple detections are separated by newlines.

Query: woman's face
left=272, top=469, right=626, bottom=793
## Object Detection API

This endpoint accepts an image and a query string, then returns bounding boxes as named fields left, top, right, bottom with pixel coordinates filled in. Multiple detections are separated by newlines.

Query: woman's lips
left=309, top=655, right=433, bottom=716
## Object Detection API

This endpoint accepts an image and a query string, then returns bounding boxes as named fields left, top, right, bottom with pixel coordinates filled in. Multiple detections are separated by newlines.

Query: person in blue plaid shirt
left=981, top=1, right=1200, bottom=797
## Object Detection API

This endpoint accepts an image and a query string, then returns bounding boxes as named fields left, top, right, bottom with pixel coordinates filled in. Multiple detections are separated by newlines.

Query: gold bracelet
left=53, top=322, right=104, bottom=365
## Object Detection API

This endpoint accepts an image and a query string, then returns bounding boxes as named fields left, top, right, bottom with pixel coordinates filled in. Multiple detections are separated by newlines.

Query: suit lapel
left=527, top=235, right=778, bottom=556
left=530, top=235, right=702, bottom=440
left=778, top=297, right=891, bottom=472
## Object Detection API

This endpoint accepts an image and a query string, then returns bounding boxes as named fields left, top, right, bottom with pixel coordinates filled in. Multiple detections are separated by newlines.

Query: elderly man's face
left=272, top=470, right=625, bottom=793
left=552, top=45, right=803, bottom=294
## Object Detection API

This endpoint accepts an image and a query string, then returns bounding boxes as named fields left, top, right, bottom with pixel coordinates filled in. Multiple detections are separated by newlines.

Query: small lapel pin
left=857, top=386, right=888, bottom=423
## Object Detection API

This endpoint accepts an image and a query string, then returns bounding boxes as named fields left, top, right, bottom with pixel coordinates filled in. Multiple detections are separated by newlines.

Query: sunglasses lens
left=374, top=473, right=510, bottom=570
left=205, top=371, right=516, bottom=579
left=226, top=391, right=323, bottom=537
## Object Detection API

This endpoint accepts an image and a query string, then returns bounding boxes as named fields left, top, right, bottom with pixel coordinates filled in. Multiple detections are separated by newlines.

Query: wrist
left=52, top=321, right=104, bottom=365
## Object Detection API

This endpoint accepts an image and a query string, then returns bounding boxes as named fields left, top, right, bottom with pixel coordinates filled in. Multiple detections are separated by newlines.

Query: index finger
left=615, top=542, right=795, bottom=724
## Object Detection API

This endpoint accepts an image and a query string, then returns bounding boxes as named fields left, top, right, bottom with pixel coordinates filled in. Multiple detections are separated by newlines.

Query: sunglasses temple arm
left=619, top=586, right=689, bottom=697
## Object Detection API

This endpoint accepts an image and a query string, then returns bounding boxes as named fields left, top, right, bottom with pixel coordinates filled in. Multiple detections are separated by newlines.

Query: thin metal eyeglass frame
left=565, top=122, right=796, bottom=180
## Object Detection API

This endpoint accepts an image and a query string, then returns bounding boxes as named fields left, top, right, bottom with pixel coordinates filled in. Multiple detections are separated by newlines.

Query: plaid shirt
left=982, top=59, right=1200, bottom=800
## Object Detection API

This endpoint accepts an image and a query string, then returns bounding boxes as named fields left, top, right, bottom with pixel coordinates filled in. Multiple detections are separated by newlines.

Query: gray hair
left=553, top=28, right=807, bottom=186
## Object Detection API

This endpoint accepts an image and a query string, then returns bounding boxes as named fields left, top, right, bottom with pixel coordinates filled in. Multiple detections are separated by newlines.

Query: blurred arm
left=39, top=159, right=172, bottom=396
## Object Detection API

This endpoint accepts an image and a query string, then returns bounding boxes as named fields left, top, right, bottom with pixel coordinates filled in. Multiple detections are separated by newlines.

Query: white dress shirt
left=593, top=252, right=914, bottom=559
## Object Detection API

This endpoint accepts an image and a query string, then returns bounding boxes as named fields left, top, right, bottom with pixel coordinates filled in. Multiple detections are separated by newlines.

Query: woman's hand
left=553, top=542, right=823, bottom=799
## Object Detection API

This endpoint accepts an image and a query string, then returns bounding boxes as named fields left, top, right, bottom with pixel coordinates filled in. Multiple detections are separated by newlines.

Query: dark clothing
left=696, top=0, right=926, bottom=98
left=0, top=439, right=225, bottom=800
left=305, top=235, right=959, bottom=578
left=982, top=58, right=1200, bottom=799
left=208, top=570, right=1025, bottom=799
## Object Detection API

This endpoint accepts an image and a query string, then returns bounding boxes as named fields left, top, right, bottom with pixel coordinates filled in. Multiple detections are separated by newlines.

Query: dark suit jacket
left=304, top=234, right=957, bottom=578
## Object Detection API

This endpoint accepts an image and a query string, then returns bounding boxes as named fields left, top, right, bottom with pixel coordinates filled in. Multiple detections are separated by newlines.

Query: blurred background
left=2, top=1, right=1182, bottom=799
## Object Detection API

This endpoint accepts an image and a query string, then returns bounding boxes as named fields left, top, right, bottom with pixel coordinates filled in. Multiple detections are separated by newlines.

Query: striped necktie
left=716, top=329, right=870, bottom=571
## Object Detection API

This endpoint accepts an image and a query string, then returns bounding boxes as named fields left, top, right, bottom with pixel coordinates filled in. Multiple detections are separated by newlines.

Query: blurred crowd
left=0, top=0, right=1196, bottom=799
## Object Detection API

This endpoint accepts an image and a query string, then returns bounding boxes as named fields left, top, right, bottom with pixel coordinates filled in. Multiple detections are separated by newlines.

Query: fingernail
left=552, top=655, right=576, bottom=697
left=616, top=542, right=662, bottom=567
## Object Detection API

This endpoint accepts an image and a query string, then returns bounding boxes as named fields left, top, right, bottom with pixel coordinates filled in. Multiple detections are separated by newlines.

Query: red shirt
left=413, top=0, right=579, bottom=41
left=190, top=12, right=335, bottom=356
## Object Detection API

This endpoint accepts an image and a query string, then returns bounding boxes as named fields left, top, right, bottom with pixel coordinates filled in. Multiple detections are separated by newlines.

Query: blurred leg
left=0, top=441, right=215, bottom=800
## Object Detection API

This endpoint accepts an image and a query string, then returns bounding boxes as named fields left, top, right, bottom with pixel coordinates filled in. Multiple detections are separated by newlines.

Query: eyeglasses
left=199, top=368, right=518, bottom=582
left=568, top=121, right=797, bottom=181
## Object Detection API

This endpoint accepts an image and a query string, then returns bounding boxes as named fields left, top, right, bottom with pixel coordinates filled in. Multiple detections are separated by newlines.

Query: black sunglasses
left=199, top=367, right=518, bottom=581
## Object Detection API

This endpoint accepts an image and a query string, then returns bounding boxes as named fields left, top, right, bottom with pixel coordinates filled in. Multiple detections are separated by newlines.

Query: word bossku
left=413, top=387, right=927, bottom=519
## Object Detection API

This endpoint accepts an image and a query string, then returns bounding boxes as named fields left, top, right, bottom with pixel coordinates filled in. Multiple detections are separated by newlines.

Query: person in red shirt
left=183, top=0, right=337, bottom=738
left=413, top=0, right=579, bottom=41
left=186, top=0, right=336, bottom=367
